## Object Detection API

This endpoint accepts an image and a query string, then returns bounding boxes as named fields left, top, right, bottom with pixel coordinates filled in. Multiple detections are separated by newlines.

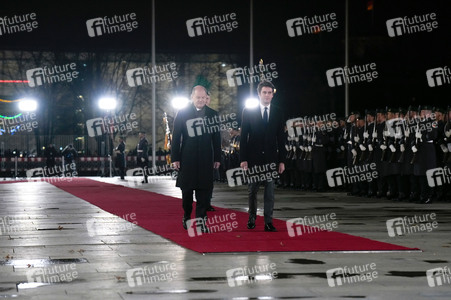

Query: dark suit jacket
left=171, top=104, right=221, bottom=189
left=240, top=104, right=286, bottom=168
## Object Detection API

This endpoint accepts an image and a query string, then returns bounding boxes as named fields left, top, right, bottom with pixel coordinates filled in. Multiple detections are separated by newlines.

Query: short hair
left=257, top=80, right=275, bottom=94
left=191, top=85, right=208, bottom=98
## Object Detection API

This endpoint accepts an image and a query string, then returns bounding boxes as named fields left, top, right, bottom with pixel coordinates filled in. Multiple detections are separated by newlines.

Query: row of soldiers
left=281, top=105, right=451, bottom=204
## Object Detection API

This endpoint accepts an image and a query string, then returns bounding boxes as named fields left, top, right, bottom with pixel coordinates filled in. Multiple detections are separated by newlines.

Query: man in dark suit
left=171, top=85, right=221, bottom=231
left=137, top=132, right=149, bottom=183
left=115, top=137, right=126, bottom=180
left=240, top=81, right=286, bottom=232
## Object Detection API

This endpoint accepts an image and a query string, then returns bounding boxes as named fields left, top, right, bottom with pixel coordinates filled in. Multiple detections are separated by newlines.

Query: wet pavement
left=0, top=177, right=450, bottom=299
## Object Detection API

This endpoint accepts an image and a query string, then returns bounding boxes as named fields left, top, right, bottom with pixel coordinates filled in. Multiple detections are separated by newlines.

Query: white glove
left=415, top=131, right=422, bottom=139
left=368, top=144, right=373, bottom=152
left=340, top=145, right=345, bottom=151
left=300, top=146, right=305, bottom=151
left=440, top=144, right=449, bottom=153
left=395, top=132, right=402, bottom=139
left=287, top=136, right=292, bottom=141
left=446, top=130, right=451, bottom=138
left=448, top=143, right=451, bottom=152
left=285, top=145, right=290, bottom=151
left=141, top=157, right=145, bottom=162
left=404, top=128, right=410, bottom=136
left=400, top=144, right=405, bottom=152
left=343, top=132, right=348, bottom=139
left=389, top=145, right=396, bottom=152
left=351, top=149, right=357, bottom=157
left=303, top=135, right=307, bottom=139
left=359, top=144, right=366, bottom=151
left=354, top=136, right=360, bottom=142
left=372, top=132, right=378, bottom=139
left=312, top=135, right=317, bottom=143
left=294, top=137, right=299, bottom=142
left=380, top=144, right=387, bottom=150
left=384, top=130, right=390, bottom=137
left=412, top=145, right=418, bottom=153
left=293, top=147, right=296, bottom=152
left=363, top=132, right=369, bottom=139
left=307, top=136, right=311, bottom=142
left=308, top=146, right=312, bottom=152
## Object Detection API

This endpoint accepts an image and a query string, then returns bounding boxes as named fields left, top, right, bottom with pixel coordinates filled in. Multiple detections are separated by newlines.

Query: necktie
left=263, top=107, right=268, bottom=123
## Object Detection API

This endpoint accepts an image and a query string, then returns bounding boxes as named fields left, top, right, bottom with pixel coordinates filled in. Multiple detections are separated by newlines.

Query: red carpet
left=49, top=178, right=419, bottom=253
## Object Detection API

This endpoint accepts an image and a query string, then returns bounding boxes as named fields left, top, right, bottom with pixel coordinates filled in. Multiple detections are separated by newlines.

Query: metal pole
left=345, top=0, right=349, bottom=117
left=249, top=0, right=254, bottom=97
left=151, top=0, right=156, bottom=169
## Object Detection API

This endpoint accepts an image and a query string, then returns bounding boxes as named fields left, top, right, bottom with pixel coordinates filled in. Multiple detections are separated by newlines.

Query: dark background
left=1, top=0, right=450, bottom=119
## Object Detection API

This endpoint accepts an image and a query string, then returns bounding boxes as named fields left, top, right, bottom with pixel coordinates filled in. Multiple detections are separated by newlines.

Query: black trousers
left=182, top=189, right=209, bottom=219
left=248, top=180, right=275, bottom=224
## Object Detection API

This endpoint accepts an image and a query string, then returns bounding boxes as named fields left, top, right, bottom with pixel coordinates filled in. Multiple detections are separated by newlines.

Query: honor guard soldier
left=411, top=105, right=438, bottom=204
left=137, top=131, right=149, bottom=183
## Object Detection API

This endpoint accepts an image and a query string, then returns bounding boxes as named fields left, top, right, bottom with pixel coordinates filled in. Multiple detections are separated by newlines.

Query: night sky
left=1, top=0, right=450, bottom=118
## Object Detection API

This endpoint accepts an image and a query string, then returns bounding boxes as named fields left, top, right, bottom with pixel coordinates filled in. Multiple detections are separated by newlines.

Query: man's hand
left=240, top=161, right=248, bottom=171
left=278, top=162, right=285, bottom=174
left=214, top=162, right=220, bottom=169
left=140, top=157, right=145, bottom=162
left=172, top=161, right=180, bottom=170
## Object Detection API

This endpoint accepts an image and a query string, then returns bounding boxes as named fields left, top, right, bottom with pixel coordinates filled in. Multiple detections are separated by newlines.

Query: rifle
left=381, top=111, right=389, bottom=162
left=367, top=113, right=377, bottom=162
left=359, top=110, right=368, bottom=162
left=398, top=109, right=409, bottom=163
left=163, top=112, right=172, bottom=164
left=410, top=106, right=421, bottom=164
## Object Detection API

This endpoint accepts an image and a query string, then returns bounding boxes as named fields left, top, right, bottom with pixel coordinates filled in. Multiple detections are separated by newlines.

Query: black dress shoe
left=182, top=217, right=189, bottom=230
left=206, top=206, right=216, bottom=212
left=264, top=223, right=277, bottom=232
left=247, top=215, right=256, bottom=229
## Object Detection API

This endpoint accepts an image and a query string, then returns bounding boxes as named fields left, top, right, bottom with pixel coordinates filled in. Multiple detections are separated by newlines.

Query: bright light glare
left=245, top=97, right=259, bottom=109
left=98, top=97, right=117, bottom=110
left=18, top=99, right=38, bottom=112
left=171, top=97, right=189, bottom=109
